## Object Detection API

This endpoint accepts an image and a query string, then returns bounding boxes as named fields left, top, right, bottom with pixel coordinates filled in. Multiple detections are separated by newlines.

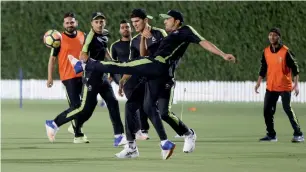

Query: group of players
left=45, top=8, right=303, bottom=160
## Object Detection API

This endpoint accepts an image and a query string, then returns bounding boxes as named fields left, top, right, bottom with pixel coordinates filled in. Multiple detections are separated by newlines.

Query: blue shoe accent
left=45, top=120, right=56, bottom=129
left=161, top=141, right=175, bottom=150
left=114, top=135, right=123, bottom=147
left=74, top=61, right=83, bottom=74
left=100, top=101, right=106, bottom=107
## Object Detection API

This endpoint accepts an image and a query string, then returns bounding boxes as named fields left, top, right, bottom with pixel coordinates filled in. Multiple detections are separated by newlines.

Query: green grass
left=1, top=100, right=306, bottom=172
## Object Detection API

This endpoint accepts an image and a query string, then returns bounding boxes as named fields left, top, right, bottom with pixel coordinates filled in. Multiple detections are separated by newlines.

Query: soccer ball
left=43, top=29, right=61, bottom=48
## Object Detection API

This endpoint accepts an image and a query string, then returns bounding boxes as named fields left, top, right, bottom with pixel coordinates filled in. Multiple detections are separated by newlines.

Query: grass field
left=1, top=100, right=306, bottom=172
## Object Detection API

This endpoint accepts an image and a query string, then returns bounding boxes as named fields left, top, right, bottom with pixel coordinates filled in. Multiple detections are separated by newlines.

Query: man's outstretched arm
left=186, top=25, right=236, bottom=62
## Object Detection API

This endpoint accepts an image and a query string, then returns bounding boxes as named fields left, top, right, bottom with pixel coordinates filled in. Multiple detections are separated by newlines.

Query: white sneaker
left=114, top=134, right=127, bottom=147
left=45, top=120, right=59, bottom=142
left=115, top=144, right=139, bottom=159
left=292, top=135, right=304, bottom=143
left=183, top=129, right=196, bottom=153
left=67, top=124, right=87, bottom=139
left=136, top=130, right=149, bottom=140
left=160, top=140, right=176, bottom=160
left=73, top=136, right=90, bottom=144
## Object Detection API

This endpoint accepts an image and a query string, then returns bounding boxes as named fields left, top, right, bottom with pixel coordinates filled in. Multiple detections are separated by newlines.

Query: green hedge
left=1, top=1, right=305, bottom=81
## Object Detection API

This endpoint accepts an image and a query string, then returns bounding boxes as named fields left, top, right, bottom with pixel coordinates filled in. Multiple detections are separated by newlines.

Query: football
left=43, top=29, right=62, bottom=48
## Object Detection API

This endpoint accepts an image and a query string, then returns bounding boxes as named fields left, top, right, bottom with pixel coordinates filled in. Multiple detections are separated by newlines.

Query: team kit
left=43, top=9, right=304, bottom=160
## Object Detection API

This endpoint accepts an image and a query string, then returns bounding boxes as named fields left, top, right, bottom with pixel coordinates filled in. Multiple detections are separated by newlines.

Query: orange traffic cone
left=188, top=107, right=197, bottom=112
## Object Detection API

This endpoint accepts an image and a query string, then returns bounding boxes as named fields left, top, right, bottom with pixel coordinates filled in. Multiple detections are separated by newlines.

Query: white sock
left=161, top=140, right=168, bottom=146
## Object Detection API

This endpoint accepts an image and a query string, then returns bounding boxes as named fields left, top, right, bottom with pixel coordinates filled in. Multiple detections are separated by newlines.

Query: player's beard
left=122, top=31, right=130, bottom=38
left=65, top=27, right=76, bottom=34
left=123, top=35, right=130, bottom=39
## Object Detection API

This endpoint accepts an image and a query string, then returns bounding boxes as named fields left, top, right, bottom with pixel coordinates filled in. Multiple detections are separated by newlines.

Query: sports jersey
left=52, top=31, right=85, bottom=81
left=110, top=39, right=130, bottom=62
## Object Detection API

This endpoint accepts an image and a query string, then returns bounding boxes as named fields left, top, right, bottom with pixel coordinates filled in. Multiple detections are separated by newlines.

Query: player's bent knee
left=71, top=103, right=81, bottom=109
left=160, top=111, right=169, bottom=119
left=66, top=106, right=79, bottom=113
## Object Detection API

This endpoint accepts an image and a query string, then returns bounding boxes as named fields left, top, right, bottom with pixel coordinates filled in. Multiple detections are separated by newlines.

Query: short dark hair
left=130, top=9, right=147, bottom=19
left=120, top=19, right=128, bottom=24
left=64, top=12, right=76, bottom=19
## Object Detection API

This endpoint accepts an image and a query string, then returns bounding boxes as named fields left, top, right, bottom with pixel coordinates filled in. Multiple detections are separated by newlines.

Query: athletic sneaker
left=161, top=140, right=176, bottom=160
left=67, top=124, right=87, bottom=139
left=45, top=120, right=59, bottom=142
left=115, top=144, right=139, bottom=159
left=135, top=130, right=150, bottom=140
left=100, top=100, right=107, bottom=107
left=291, top=135, right=304, bottom=143
left=114, top=134, right=127, bottom=147
left=73, top=136, right=90, bottom=144
left=183, top=129, right=196, bottom=153
left=259, top=135, right=278, bottom=142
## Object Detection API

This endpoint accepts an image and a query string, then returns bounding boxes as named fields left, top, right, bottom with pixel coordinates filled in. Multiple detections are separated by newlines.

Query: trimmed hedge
left=1, top=1, right=305, bottom=80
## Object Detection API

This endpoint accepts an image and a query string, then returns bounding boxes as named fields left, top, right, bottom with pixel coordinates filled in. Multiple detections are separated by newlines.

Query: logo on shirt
left=152, top=36, right=156, bottom=42
left=97, top=36, right=108, bottom=43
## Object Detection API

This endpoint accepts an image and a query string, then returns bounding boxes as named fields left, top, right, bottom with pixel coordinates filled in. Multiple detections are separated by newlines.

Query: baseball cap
left=92, top=12, right=106, bottom=20
left=269, top=27, right=281, bottom=36
left=159, top=10, right=184, bottom=23
left=130, top=8, right=153, bottom=20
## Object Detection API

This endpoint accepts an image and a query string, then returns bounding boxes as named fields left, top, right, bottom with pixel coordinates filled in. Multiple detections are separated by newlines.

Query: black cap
left=92, top=12, right=106, bottom=20
left=269, top=27, right=281, bottom=36
left=159, top=10, right=184, bottom=23
left=130, top=8, right=153, bottom=20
